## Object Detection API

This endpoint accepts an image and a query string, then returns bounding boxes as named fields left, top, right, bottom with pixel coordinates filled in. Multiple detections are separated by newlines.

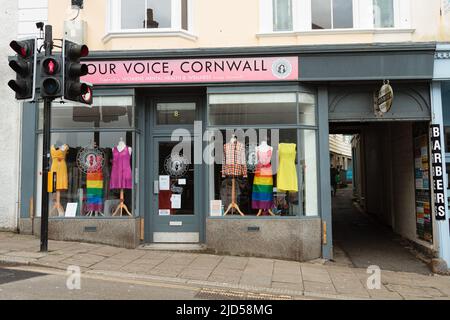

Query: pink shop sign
left=81, top=56, right=298, bottom=85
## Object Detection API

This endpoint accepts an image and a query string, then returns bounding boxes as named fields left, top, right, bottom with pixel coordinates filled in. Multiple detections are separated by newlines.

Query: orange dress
left=50, top=144, right=69, bottom=190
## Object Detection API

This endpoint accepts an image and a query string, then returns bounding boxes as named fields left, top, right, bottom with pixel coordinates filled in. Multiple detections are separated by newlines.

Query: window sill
left=102, top=29, right=198, bottom=43
left=256, top=28, right=415, bottom=37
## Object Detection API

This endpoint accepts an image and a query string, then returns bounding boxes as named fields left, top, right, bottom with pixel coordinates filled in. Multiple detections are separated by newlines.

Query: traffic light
left=41, top=54, right=63, bottom=98
left=8, top=38, right=36, bottom=100
left=63, top=39, right=92, bottom=104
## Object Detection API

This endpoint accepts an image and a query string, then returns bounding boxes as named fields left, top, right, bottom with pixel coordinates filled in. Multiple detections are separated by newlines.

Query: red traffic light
left=10, top=40, right=30, bottom=58
left=68, top=44, right=89, bottom=60
left=42, top=58, right=60, bottom=75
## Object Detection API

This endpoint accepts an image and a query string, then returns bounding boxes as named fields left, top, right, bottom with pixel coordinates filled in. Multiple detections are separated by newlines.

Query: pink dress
left=110, top=146, right=132, bottom=190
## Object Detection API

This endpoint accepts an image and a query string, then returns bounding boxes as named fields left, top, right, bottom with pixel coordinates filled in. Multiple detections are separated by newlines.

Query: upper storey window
left=259, top=0, right=411, bottom=33
left=311, top=0, right=353, bottom=29
left=273, top=0, right=293, bottom=31
left=373, top=0, right=394, bottom=28
left=108, top=0, right=190, bottom=32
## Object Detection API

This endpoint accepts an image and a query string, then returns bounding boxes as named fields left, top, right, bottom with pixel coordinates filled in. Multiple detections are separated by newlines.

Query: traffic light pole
left=40, top=25, right=53, bottom=252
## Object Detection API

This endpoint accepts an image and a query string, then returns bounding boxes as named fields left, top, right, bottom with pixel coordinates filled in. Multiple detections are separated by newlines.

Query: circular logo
left=77, top=147, right=105, bottom=174
left=272, top=58, right=292, bottom=79
left=164, top=155, right=189, bottom=177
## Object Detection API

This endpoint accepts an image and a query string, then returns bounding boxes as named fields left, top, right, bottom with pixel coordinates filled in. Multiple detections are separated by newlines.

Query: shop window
left=36, top=131, right=136, bottom=218
left=373, top=0, right=394, bottom=28
left=207, top=90, right=318, bottom=217
left=111, top=0, right=189, bottom=31
left=36, top=95, right=138, bottom=219
left=273, top=0, right=293, bottom=31
left=312, top=0, right=353, bottom=29
left=39, top=96, right=134, bottom=129
left=157, top=102, right=196, bottom=125
left=208, top=93, right=298, bottom=126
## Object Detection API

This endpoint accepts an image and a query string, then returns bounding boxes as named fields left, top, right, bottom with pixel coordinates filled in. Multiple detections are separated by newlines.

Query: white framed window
left=108, top=0, right=193, bottom=33
left=311, top=0, right=353, bottom=29
left=273, top=0, right=293, bottom=31
left=259, top=0, right=411, bottom=33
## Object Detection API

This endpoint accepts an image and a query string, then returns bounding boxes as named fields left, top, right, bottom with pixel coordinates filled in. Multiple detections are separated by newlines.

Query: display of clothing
left=110, top=146, right=132, bottom=189
left=50, top=144, right=69, bottom=190
left=252, top=146, right=273, bottom=210
left=86, top=171, right=103, bottom=212
left=222, top=140, right=247, bottom=178
left=277, top=143, right=298, bottom=192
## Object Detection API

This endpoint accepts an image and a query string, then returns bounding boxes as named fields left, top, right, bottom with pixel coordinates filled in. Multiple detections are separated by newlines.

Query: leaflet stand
left=224, top=177, right=245, bottom=216
left=112, top=189, right=132, bottom=216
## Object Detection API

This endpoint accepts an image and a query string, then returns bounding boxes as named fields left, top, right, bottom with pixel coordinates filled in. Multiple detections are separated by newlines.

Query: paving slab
left=303, top=280, right=337, bottom=295
left=219, top=256, right=249, bottom=270
left=271, top=281, right=304, bottom=292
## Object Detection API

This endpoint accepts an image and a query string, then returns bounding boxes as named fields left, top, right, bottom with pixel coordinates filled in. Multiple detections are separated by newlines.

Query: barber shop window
left=110, top=0, right=190, bottom=31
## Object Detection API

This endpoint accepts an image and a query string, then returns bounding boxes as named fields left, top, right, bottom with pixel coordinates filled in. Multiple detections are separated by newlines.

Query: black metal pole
left=40, top=25, right=53, bottom=252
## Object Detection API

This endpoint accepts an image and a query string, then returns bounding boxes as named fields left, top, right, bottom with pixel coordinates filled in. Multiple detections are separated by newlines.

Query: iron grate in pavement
left=195, top=288, right=294, bottom=300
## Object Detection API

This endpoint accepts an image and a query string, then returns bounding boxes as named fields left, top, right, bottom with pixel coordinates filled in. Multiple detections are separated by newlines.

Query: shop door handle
left=154, top=181, right=159, bottom=194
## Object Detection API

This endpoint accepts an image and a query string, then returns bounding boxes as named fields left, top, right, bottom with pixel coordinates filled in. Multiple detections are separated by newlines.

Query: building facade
left=14, top=0, right=450, bottom=265
left=0, top=0, right=48, bottom=231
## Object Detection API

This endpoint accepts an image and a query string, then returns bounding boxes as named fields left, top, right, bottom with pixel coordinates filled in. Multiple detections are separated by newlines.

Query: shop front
left=18, top=43, right=437, bottom=262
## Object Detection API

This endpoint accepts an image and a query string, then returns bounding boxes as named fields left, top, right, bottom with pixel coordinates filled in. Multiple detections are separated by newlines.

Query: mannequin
left=117, top=137, right=132, bottom=155
left=50, top=143, right=69, bottom=217
left=252, top=141, right=275, bottom=216
left=222, top=134, right=247, bottom=216
left=111, top=137, right=133, bottom=216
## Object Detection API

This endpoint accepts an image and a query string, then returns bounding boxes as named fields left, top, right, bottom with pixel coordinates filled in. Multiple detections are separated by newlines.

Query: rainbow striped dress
left=251, top=146, right=273, bottom=210
left=86, top=171, right=103, bottom=212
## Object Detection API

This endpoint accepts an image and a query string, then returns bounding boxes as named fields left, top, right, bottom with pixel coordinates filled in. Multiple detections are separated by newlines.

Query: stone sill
left=102, top=29, right=198, bottom=43
left=257, top=28, right=415, bottom=38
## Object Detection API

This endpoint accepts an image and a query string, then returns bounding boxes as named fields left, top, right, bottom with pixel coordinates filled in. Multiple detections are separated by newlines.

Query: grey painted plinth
left=206, top=218, right=322, bottom=261
left=19, top=218, right=140, bottom=249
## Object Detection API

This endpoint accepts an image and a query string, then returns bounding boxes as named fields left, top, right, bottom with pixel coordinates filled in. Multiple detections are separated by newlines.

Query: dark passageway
left=332, top=187, right=431, bottom=275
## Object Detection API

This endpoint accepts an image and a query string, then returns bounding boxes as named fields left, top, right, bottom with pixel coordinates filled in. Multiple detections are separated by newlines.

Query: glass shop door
left=152, top=137, right=200, bottom=243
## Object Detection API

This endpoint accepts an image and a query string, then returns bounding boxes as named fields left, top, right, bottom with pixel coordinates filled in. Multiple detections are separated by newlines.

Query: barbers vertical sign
left=430, top=124, right=446, bottom=220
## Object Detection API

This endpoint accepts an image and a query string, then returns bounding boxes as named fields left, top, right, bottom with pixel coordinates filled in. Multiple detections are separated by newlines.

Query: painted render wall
left=46, top=0, right=450, bottom=52
left=0, top=1, right=19, bottom=230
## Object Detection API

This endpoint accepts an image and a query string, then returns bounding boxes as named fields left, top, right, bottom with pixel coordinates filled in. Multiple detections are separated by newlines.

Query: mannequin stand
left=86, top=211, right=104, bottom=217
left=224, top=177, right=245, bottom=216
left=257, top=209, right=275, bottom=216
left=113, top=189, right=132, bottom=216
left=50, top=191, right=65, bottom=217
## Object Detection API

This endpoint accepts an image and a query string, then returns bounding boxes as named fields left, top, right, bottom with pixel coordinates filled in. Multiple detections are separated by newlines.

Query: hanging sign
left=82, top=56, right=298, bottom=85
left=374, top=80, right=394, bottom=116
left=430, top=124, right=446, bottom=220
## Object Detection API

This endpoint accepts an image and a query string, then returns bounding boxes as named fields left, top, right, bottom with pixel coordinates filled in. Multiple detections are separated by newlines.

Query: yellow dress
left=276, top=143, right=298, bottom=192
left=50, top=144, right=69, bottom=190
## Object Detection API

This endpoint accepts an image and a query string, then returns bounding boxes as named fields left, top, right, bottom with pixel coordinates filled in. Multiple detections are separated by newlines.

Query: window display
left=251, top=141, right=274, bottom=216
left=35, top=95, right=137, bottom=218
left=44, top=132, right=135, bottom=218
left=207, top=90, right=318, bottom=218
